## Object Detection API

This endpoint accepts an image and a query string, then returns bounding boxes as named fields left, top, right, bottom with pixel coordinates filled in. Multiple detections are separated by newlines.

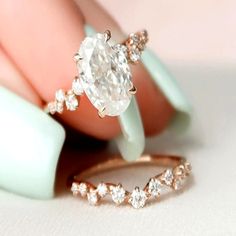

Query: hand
left=0, top=0, right=174, bottom=140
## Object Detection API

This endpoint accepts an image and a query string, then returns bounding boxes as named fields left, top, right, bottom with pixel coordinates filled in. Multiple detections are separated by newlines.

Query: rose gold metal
left=70, top=154, right=192, bottom=208
left=129, top=85, right=137, bottom=95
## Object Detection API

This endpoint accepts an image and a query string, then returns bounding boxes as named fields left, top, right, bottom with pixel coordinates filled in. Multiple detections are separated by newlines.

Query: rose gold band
left=70, top=154, right=192, bottom=209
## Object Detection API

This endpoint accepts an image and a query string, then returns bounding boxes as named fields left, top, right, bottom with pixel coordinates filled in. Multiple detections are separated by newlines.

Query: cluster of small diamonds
left=47, top=78, right=84, bottom=115
left=124, top=30, right=148, bottom=63
left=71, top=162, right=191, bottom=209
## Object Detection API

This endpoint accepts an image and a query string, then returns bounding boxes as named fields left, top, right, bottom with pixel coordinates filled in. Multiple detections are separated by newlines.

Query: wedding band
left=70, top=154, right=192, bottom=209
left=45, top=30, right=148, bottom=118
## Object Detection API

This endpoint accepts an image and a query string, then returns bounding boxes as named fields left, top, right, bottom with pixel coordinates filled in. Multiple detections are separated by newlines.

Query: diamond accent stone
left=65, top=92, right=79, bottom=111
left=55, top=89, right=66, bottom=102
left=72, top=78, right=84, bottom=95
left=87, top=190, right=99, bottom=205
left=129, top=187, right=147, bottom=209
left=71, top=182, right=80, bottom=195
left=78, top=183, right=88, bottom=197
left=130, top=48, right=141, bottom=62
left=110, top=185, right=126, bottom=204
left=97, top=183, right=108, bottom=197
left=55, top=101, right=63, bottom=113
left=163, top=169, right=174, bottom=186
left=48, top=102, right=57, bottom=114
left=77, top=33, right=132, bottom=116
left=173, top=178, right=182, bottom=190
left=148, top=178, right=162, bottom=197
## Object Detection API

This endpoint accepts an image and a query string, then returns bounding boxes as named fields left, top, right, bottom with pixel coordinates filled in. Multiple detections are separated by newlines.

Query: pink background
left=98, top=0, right=236, bottom=65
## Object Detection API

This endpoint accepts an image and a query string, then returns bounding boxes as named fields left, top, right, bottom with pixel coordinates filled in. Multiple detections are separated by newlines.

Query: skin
left=0, top=0, right=175, bottom=140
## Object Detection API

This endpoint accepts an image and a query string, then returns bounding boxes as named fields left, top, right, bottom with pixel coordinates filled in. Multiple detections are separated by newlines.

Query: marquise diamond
left=129, top=187, right=147, bottom=209
left=110, top=185, right=126, bottom=204
left=148, top=178, right=162, bottom=197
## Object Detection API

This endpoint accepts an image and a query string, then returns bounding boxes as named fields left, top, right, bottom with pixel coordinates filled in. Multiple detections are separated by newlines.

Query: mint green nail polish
left=142, top=49, right=192, bottom=133
left=0, top=87, right=65, bottom=199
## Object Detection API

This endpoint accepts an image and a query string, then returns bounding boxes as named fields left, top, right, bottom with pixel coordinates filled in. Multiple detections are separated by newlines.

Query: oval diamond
left=77, top=33, right=132, bottom=116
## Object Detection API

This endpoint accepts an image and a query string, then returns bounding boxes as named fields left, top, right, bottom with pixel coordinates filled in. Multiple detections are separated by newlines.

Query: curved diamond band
left=45, top=30, right=148, bottom=117
left=70, top=154, right=192, bottom=209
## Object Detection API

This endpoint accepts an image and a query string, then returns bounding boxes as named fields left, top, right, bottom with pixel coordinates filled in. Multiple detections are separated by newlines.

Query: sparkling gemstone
left=110, top=185, right=126, bottom=204
left=55, top=102, right=63, bottom=113
left=129, top=48, right=141, bottom=62
left=173, top=179, right=182, bottom=190
left=129, top=187, right=147, bottom=209
left=163, top=169, right=174, bottom=186
left=148, top=178, right=162, bottom=197
left=87, top=191, right=99, bottom=205
left=71, top=182, right=80, bottom=195
left=78, top=183, right=88, bottom=197
left=77, top=33, right=133, bottom=116
left=65, top=92, right=79, bottom=111
left=55, top=89, right=65, bottom=102
left=97, top=183, right=108, bottom=197
left=48, top=102, right=56, bottom=114
left=72, top=78, right=84, bottom=95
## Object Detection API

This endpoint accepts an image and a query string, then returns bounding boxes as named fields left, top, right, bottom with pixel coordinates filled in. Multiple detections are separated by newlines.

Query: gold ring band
left=70, top=154, right=192, bottom=209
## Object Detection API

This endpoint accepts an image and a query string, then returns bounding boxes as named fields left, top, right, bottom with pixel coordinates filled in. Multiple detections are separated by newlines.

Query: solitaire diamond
left=110, top=185, right=126, bottom=204
left=148, top=178, right=162, bottom=197
left=129, top=187, right=147, bottom=209
left=77, top=33, right=133, bottom=116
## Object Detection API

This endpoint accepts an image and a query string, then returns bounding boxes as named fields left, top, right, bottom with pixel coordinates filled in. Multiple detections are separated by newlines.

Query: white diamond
left=129, top=187, right=147, bottom=209
left=97, top=183, right=108, bottom=197
left=130, top=48, right=141, bottom=62
left=55, top=89, right=66, bottom=102
left=55, top=101, right=63, bottom=113
left=71, top=182, right=80, bottom=195
left=110, top=185, right=126, bottom=204
left=87, top=191, right=99, bottom=205
left=173, top=179, right=182, bottom=190
left=163, top=169, right=174, bottom=186
left=48, top=102, right=56, bottom=114
left=77, top=33, right=132, bottom=116
left=72, top=78, right=84, bottom=95
left=78, top=183, right=87, bottom=197
left=65, top=92, right=79, bottom=111
left=148, top=178, right=162, bottom=197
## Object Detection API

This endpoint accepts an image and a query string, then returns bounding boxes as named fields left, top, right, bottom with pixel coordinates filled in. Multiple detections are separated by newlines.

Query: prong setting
left=129, top=85, right=137, bottom=95
left=74, top=52, right=83, bottom=62
left=104, top=30, right=111, bottom=42
left=98, top=107, right=106, bottom=118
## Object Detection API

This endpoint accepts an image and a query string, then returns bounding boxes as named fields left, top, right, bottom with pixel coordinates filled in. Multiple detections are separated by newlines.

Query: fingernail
left=115, top=98, right=145, bottom=162
left=0, top=86, right=65, bottom=199
left=142, top=49, right=192, bottom=133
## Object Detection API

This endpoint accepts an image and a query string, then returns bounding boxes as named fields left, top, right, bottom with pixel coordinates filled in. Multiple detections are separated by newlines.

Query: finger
left=0, top=47, right=41, bottom=105
left=0, top=0, right=119, bottom=139
left=75, top=0, right=175, bottom=136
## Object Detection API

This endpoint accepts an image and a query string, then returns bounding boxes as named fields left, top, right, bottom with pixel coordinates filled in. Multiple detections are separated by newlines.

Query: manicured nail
left=142, top=49, right=192, bottom=133
left=0, top=86, right=65, bottom=199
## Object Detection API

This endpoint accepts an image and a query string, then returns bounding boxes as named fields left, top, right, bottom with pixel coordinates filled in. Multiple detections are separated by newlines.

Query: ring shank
left=74, top=154, right=186, bottom=180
